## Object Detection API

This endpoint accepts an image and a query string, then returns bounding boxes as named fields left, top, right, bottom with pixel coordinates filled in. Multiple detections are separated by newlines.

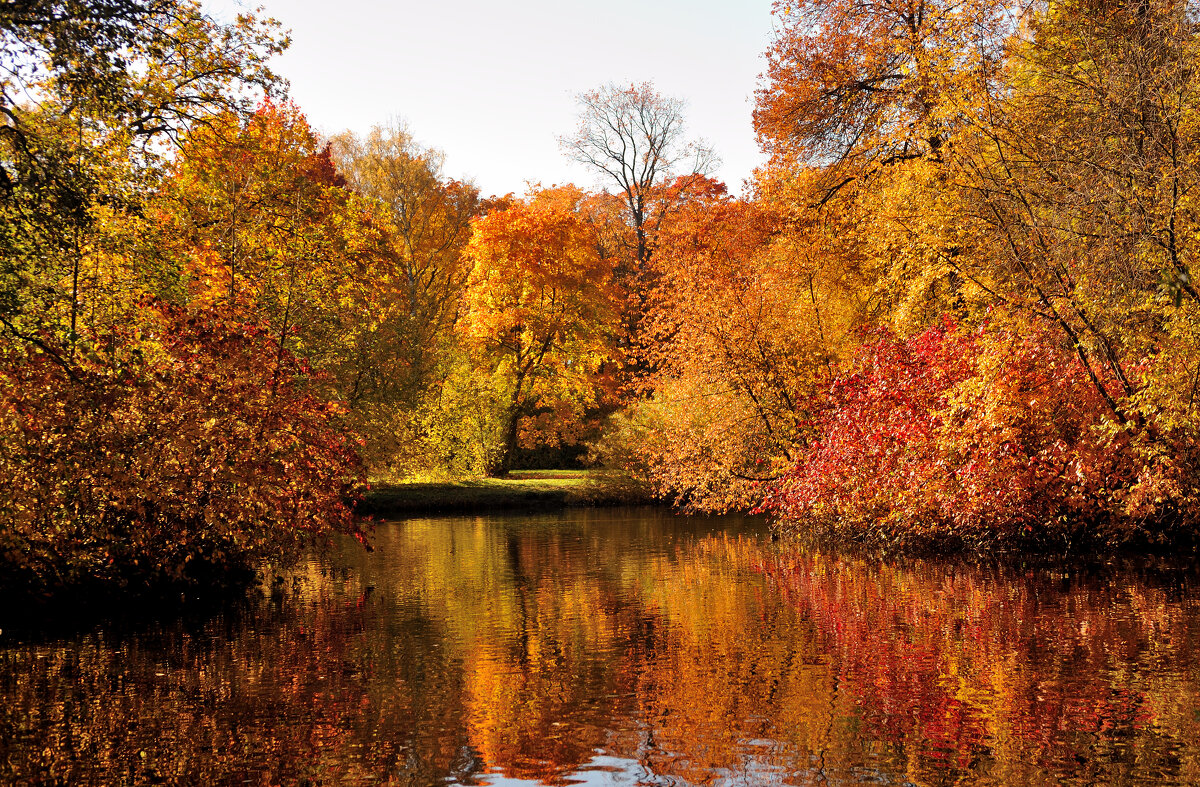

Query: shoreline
left=358, top=470, right=654, bottom=518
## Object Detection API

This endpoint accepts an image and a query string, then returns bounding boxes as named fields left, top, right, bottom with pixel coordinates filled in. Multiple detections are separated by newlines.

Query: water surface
left=3, top=508, right=1200, bottom=785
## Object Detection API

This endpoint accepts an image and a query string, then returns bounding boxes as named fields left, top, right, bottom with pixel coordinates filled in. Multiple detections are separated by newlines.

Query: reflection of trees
left=5, top=514, right=1200, bottom=786
left=369, top=514, right=647, bottom=784
left=463, top=580, right=623, bottom=784
left=619, top=537, right=831, bottom=784
left=349, top=511, right=789, bottom=784
left=755, top=550, right=1200, bottom=785
left=392, top=517, right=832, bottom=785
left=0, top=567, right=477, bottom=785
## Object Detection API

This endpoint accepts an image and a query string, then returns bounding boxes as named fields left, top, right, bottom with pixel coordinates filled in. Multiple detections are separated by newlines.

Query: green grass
left=359, top=470, right=650, bottom=517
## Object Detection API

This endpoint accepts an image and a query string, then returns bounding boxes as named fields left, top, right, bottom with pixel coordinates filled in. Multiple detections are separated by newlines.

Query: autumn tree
left=597, top=175, right=871, bottom=511
left=162, top=104, right=363, bottom=383
left=757, top=0, right=1198, bottom=417
left=460, top=186, right=619, bottom=475
left=0, top=3, right=369, bottom=597
left=329, top=126, right=480, bottom=400
left=563, top=82, right=715, bottom=265
left=157, top=104, right=496, bottom=478
left=561, top=83, right=718, bottom=354
left=752, top=0, right=1016, bottom=336
left=931, top=0, right=1200, bottom=538
left=0, top=0, right=285, bottom=360
left=757, top=0, right=1200, bottom=544
left=951, top=0, right=1200, bottom=423
left=750, top=0, right=1200, bottom=543
left=754, top=0, right=1012, bottom=189
left=0, top=300, right=365, bottom=597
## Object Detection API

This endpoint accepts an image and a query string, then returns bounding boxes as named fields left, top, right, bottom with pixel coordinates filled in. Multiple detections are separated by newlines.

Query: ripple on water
left=3, top=508, right=1200, bottom=785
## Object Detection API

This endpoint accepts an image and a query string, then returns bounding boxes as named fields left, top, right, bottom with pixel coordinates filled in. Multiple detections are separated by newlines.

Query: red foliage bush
left=762, top=318, right=976, bottom=544
left=764, top=317, right=1196, bottom=549
left=0, top=301, right=366, bottom=595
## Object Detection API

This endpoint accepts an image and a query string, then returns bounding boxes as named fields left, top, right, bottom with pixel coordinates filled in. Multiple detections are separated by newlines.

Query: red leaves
left=763, top=319, right=973, bottom=534
left=764, top=317, right=1188, bottom=548
left=0, top=299, right=365, bottom=594
left=758, top=549, right=1183, bottom=775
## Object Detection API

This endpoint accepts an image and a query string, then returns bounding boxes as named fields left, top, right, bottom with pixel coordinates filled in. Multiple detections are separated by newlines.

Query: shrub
left=764, top=317, right=1199, bottom=550
left=0, top=301, right=365, bottom=597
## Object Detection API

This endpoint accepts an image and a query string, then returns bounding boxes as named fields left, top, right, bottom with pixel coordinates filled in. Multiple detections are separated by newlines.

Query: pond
left=3, top=507, right=1200, bottom=785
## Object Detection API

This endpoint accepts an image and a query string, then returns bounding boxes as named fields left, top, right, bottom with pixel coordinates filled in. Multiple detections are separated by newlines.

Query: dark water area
left=3, top=508, right=1200, bottom=785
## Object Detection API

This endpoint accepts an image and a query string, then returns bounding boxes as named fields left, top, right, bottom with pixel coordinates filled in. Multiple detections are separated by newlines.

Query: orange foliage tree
left=460, top=186, right=619, bottom=475
left=754, top=0, right=1011, bottom=183
left=592, top=174, right=874, bottom=511
left=158, top=102, right=458, bottom=472
left=327, top=125, right=483, bottom=473
left=160, top=102, right=381, bottom=386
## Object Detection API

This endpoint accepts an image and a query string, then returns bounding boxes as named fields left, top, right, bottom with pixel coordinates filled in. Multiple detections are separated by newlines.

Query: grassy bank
left=359, top=470, right=652, bottom=518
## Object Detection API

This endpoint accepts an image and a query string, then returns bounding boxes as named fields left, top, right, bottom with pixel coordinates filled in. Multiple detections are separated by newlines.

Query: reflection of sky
left=201, top=0, right=774, bottom=198
left=462, top=753, right=898, bottom=786
left=464, top=754, right=761, bottom=786
left=464, top=755, right=650, bottom=786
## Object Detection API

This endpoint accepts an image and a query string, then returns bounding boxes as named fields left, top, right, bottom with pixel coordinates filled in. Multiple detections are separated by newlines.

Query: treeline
left=662, top=0, right=1200, bottom=551
left=531, top=0, right=1200, bottom=554
left=525, top=0, right=1200, bottom=553
left=0, top=3, right=660, bottom=594
left=1, top=0, right=1198, bottom=597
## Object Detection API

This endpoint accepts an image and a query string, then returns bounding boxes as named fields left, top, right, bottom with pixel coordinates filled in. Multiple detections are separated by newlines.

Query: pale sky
left=205, top=0, right=776, bottom=197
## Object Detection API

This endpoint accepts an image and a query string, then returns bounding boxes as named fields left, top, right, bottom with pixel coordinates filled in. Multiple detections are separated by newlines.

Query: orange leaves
left=458, top=186, right=620, bottom=473
left=463, top=185, right=616, bottom=358
left=755, top=0, right=1010, bottom=173
left=160, top=103, right=413, bottom=415
left=744, top=0, right=1200, bottom=548
left=616, top=180, right=866, bottom=512
left=0, top=98, right=390, bottom=595
left=0, top=7, right=390, bottom=597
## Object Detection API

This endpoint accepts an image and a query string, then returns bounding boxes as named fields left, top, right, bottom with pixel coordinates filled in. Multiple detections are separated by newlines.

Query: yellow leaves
left=621, top=190, right=852, bottom=511
left=160, top=103, right=421, bottom=422
left=453, top=186, right=621, bottom=472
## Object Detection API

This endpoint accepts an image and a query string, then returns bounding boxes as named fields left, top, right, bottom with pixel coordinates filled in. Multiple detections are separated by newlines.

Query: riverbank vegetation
left=360, top=471, right=644, bottom=517
left=2, top=0, right=1199, bottom=599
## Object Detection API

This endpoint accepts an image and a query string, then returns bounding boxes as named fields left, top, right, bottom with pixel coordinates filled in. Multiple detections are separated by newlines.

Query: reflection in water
left=2, top=508, right=1200, bottom=785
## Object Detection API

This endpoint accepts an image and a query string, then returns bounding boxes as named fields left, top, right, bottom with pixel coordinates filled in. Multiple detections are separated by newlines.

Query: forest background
left=2, top=0, right=1199, bottom=597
